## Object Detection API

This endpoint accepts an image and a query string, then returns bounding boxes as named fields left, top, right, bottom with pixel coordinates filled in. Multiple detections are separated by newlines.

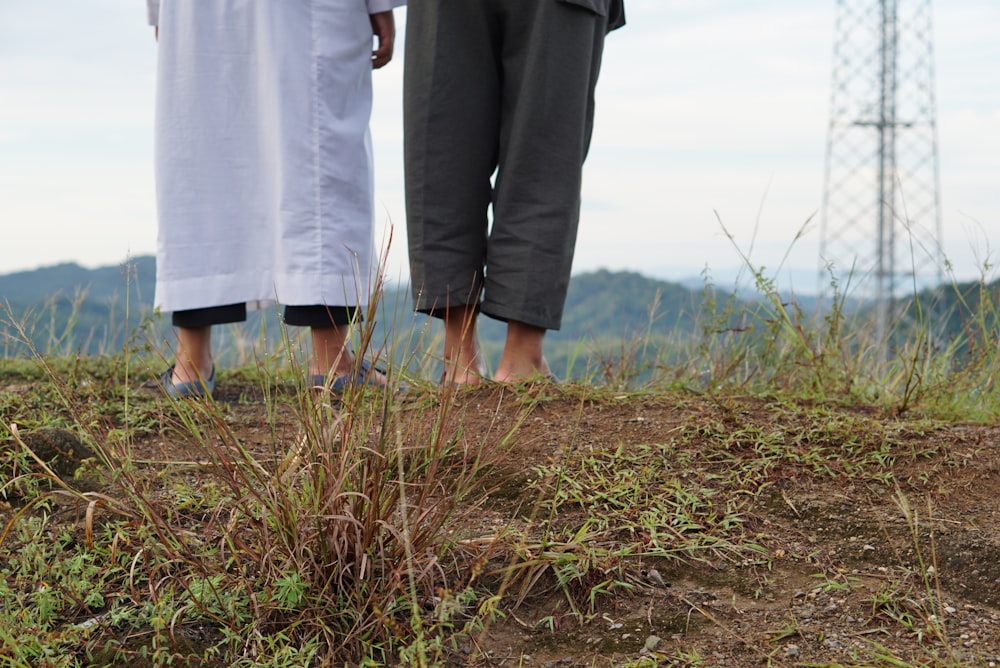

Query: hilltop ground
left=7, top=369, right=1000, bottom=667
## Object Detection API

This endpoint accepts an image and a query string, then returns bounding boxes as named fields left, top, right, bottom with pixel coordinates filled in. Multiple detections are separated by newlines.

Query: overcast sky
left=1, top=0, right=998, bottom=294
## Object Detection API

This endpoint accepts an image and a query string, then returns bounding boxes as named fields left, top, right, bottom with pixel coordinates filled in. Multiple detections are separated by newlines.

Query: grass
left=3, top=252, right=1000, bottom=666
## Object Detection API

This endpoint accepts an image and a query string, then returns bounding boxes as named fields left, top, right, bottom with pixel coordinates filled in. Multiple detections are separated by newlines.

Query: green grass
left=3, top=250, right=1000, bottom=666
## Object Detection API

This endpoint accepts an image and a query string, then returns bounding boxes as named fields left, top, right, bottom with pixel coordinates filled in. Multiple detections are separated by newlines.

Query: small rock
left=75, top=616, right=103, bottom=630
left=18, top=427, right=101, bottom=493
left=647, top=568, right=666, bottom=587
left=644, top=635, right=662, bottom=652
left=784, top=645, right=800, bottom=658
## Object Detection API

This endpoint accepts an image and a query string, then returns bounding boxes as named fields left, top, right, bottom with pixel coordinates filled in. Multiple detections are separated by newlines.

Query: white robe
left=149, top=0, right=403, bottom=314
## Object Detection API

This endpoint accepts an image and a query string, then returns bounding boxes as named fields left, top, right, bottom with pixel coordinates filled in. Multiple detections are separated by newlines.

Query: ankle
left=495, top=323, right=549, bottom=382
left=172, top=356, right=213, bottom=383
left=313, top=352, right=355, bottom=378
left=443, top=358, right=487, bottom=386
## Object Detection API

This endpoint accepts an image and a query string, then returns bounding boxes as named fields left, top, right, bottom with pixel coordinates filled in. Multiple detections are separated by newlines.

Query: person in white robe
left=147, top=0, right=404, bottom=397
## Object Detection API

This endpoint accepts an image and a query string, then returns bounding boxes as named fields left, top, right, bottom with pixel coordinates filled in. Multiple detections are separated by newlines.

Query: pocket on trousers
left=556, top=0, right=610, bottom=17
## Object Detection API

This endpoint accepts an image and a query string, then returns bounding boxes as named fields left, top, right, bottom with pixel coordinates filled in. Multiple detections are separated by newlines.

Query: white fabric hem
left=366, top=0, right=406, bottom=15
left=275, top=272, right=372, bottom=310
left=154, top=270, right=277, bottom=314
left=154, top=0, right=379, bottom=314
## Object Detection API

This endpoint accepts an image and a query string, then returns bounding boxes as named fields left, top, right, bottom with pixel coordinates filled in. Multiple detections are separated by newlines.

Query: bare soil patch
left=17, top=376, right=1000, bottom=666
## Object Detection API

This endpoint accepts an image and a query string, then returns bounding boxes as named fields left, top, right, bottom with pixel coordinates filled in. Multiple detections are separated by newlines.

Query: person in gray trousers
left=404, top=0, right=625, bottom=385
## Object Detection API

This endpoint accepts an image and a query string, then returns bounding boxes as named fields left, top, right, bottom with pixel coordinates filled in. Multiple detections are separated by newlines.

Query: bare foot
left=493, top=321, right=552, bottom=383
left=443, top=340, right=488, bottom=386
left=493, top=357, right=553, bottom=384
left=442, top=305, right=487, bottom=386
left=311, top=326, right=389, bottom=388
left=172, top=326, right=213, bottom=384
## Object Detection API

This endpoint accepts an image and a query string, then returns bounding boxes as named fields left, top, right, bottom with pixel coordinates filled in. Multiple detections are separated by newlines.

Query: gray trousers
left=404, top=0, right=614, bottom=331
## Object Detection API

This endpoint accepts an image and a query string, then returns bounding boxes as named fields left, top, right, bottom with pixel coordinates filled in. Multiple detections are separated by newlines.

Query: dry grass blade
left=7, top=249, right=1000, bottom=665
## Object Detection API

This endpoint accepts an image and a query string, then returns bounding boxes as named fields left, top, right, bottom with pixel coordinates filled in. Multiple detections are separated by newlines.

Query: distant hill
left=4, top=257, right=991, bottom=379
left=0, top=257, right=156, bottom=306
left=0, top=258, right=708, bottom=376
left=0, top=258, right=157, bottom=357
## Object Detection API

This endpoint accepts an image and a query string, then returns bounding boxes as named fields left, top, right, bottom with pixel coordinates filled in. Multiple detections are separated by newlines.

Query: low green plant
left=6, top=231, right=1000, bottom=665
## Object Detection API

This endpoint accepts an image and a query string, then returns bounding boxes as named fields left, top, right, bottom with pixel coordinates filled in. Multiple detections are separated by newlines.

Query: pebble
left=644, top=635, right=662, bottom=652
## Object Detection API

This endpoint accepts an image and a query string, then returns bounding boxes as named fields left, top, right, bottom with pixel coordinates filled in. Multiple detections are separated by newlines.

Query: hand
left=369, top=11, right=395, bottom=69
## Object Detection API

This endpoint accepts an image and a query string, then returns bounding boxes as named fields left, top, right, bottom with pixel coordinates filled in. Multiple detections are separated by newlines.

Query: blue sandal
left=311, top=359, right=405, bottom=393
left=160, top=364, right=215, bottom=399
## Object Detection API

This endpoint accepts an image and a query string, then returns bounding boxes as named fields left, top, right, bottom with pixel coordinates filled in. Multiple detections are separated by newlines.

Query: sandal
left=160, top=364, right=215, bottom=399
left=311, top=359, right=406, bottom=393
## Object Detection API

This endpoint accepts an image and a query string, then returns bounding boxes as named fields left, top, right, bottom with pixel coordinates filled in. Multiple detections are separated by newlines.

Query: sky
left=1, top=0, right=998, bottom=295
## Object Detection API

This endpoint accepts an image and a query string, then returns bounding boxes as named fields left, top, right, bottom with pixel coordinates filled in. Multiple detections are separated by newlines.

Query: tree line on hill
left=0, top=257, right=710, bottom=375
left=1, top=257, right=997, bottom=379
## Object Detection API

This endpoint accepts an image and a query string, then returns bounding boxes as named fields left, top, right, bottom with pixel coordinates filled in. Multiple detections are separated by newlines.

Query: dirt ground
left=19, top=376, right=1000, bottom=667
left=414, top=387, right=1000, bottom=667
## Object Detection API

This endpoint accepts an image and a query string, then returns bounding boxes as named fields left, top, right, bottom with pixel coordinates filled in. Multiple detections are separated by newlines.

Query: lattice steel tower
left=820, top=0, right=943, bottom=340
